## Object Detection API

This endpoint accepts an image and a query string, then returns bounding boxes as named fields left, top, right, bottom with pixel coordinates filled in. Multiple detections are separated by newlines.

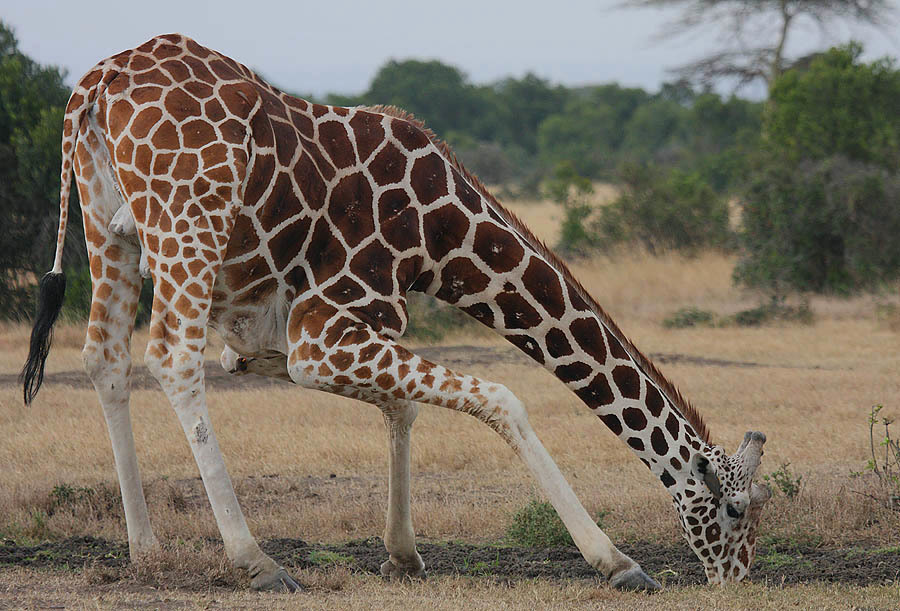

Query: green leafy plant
left=662, top=307, right=715, bottom=329
left=307, top=550, right=354, bottom=567
left=506, top=499, right=607, bottom=548
left=728, top=296, right=814, bottom=327
left=49, top=483, right=96, bottom=508
left=595, top=165, right=731, bottom=255
left=463, top=550, right=501, bottom=576
left=763, top=463, right=803, bottom=499
left=851, top=406, right=900, bottom=511
left=544, top=161, right=597, bottom=256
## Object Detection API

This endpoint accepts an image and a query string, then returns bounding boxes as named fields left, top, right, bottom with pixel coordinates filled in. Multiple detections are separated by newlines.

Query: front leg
left=380, top=401, right=425, bottom=579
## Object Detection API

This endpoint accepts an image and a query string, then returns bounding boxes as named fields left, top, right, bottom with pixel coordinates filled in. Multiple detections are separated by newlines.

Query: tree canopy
left=736, top=45, right=900, bottom=293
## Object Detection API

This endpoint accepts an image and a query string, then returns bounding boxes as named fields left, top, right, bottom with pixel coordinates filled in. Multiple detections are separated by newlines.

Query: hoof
left=251, top=567, right=302, bottom=592
left=380, top=558, right=426, bottom=580
left=609, top=565, right=662, bottom=592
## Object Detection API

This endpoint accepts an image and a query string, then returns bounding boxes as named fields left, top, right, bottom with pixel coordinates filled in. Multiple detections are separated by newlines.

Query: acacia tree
left=623, top=0, right=896, bottom=91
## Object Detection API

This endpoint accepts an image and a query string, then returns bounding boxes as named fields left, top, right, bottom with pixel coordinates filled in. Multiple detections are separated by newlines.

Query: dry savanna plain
left=1, top=198, right=899, bottom=609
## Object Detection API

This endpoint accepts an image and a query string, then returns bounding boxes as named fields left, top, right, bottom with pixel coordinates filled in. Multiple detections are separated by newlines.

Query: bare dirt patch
left=1, top=535, right=897, bottom=588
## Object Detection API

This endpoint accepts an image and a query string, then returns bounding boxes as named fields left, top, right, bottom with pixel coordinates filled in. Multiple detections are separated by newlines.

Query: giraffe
left=20, top=34, right=771, bottom=591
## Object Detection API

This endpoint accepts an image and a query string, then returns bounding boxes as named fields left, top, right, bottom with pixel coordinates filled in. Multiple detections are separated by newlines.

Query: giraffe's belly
left=209, top=271, right=291, bottom=359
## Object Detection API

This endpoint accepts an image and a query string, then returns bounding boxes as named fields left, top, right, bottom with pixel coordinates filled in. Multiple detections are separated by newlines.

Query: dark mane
left=366, top=105, right=711, bottom=444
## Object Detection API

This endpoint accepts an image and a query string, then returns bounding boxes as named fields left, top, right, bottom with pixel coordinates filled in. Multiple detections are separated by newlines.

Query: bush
left=543, top=161, right=598, bottom=256
left=735, top=156, right=900, bottom=294
left=662, top=307, right=715, bottom=329
left=506, top=499, right=607, bottom=548
left=506, top=499, right=575, bottom=547
left=727, top=297, right=814, bottom=327
left=763, top=463, right=803, bottom=499
left=767, top=43, right=900, bottom=171
left=737, top=45, right=900, bottom=295
left=851, top=405, right=900, bottom=511
left=455, top=141, right=514, bottom=185
left=61, top=265, right=92, bottom=321
left=595, top=165, right=731, bottom=254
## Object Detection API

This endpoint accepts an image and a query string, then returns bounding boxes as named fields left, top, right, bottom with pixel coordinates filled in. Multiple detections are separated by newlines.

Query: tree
left=359, top=59, right=490, bottom=140
left=537, top=84, right=651, bottom=177
left=736, top=45, right=900, bottom=293
left=620, top=98, right=690, bottom=164
left=623, top=0, right=897, bottom=91
left=491, top=74, right=570, bottom=155
left=736, top=156, right=900, bottom=293
left=766, top=43, right=900, bottom=169
left=0, top=21, right=85, bottom=318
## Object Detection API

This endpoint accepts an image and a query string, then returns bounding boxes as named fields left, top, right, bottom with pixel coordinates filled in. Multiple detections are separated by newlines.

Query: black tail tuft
left=20, top=272, right=67, bottom=405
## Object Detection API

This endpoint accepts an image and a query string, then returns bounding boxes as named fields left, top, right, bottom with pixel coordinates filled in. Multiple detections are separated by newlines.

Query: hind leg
left=132, top=189, right=298, bottom=591
left=75, top=135, right=156, bottom=557
left=218, top=343, right=425, bottom=577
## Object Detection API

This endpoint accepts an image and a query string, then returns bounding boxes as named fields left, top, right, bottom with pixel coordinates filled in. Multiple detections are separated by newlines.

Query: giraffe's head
left=675, top=431, right=771, bottom=584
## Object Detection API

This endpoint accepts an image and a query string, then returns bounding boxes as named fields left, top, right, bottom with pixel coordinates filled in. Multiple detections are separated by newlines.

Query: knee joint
left=144, top=343, right=202, bottom=390
left=82, top=342, right=129, bottom=381
left=82, top=344, right=104, bottom=380
left=383, top=402, right=419, bottom=431
left=475, top=384, right=529, bottom=434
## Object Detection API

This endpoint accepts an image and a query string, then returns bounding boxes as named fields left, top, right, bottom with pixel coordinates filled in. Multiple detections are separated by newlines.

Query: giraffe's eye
left=726, top=503, right=743, bottom=519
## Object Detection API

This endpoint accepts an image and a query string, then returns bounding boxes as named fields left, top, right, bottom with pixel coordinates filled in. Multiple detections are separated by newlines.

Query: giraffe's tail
left=21, top=62, right=118, bottom=405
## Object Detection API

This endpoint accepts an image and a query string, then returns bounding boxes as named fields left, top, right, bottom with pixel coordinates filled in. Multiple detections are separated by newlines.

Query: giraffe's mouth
left=235, top=356, right=254, bottom=373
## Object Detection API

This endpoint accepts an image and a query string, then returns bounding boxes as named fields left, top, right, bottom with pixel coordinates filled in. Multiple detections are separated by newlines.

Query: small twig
left=848, top=489, right=885, bottom=504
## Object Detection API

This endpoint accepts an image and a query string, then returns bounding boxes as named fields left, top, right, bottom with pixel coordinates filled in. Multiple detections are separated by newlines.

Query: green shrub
left=455, top=141, right=514, bottom=185
left=595, top=165, right=731, bottom=254
left=737, top=46, right=900, bottom=295
left=727, top=297, right=814, bottom=327
left=763, top=463, right=803, bottom=499
left=507, top=499, right=573, bottom=547
left=766, top=43, right=900, bottom=171
left=662, top=307, right=715, bottom=329
left=543, top=161, right=597, bottom=256
left=850, top=405, right=900, bottom=511
left=506, top=499, right=607, bottom=548
left=736, top=156, right=900, bottom=295
left=61, top=265, right=93, bottom=321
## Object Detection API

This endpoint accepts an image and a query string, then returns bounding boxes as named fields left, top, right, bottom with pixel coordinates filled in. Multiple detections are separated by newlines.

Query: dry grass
left=502, top=183, right=619, bottom=247
left=1, top=568, right=898, bottom=610
left=2, top=243, right=899, bottom=604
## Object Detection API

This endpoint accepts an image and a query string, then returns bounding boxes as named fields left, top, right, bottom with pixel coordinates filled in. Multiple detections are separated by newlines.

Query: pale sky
left=4, top=1, right=897, bottom=98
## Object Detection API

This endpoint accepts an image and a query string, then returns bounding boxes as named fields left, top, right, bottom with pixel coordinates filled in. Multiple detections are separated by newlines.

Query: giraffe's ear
left=693, top=455, right=723, bottom=499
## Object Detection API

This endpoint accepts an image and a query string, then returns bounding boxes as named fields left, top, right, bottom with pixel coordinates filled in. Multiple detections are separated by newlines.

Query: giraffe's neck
left=421, top=192, right=709, bottom=493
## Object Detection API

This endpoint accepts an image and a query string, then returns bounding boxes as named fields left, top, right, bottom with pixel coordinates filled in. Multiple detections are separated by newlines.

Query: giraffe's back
left=75, top=34, right=480, bottom=357
left=75, top=34, right=551, bottom=362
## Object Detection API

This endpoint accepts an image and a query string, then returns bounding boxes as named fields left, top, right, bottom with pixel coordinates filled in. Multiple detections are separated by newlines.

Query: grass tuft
left=506, top=499, right=607, bottom=548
